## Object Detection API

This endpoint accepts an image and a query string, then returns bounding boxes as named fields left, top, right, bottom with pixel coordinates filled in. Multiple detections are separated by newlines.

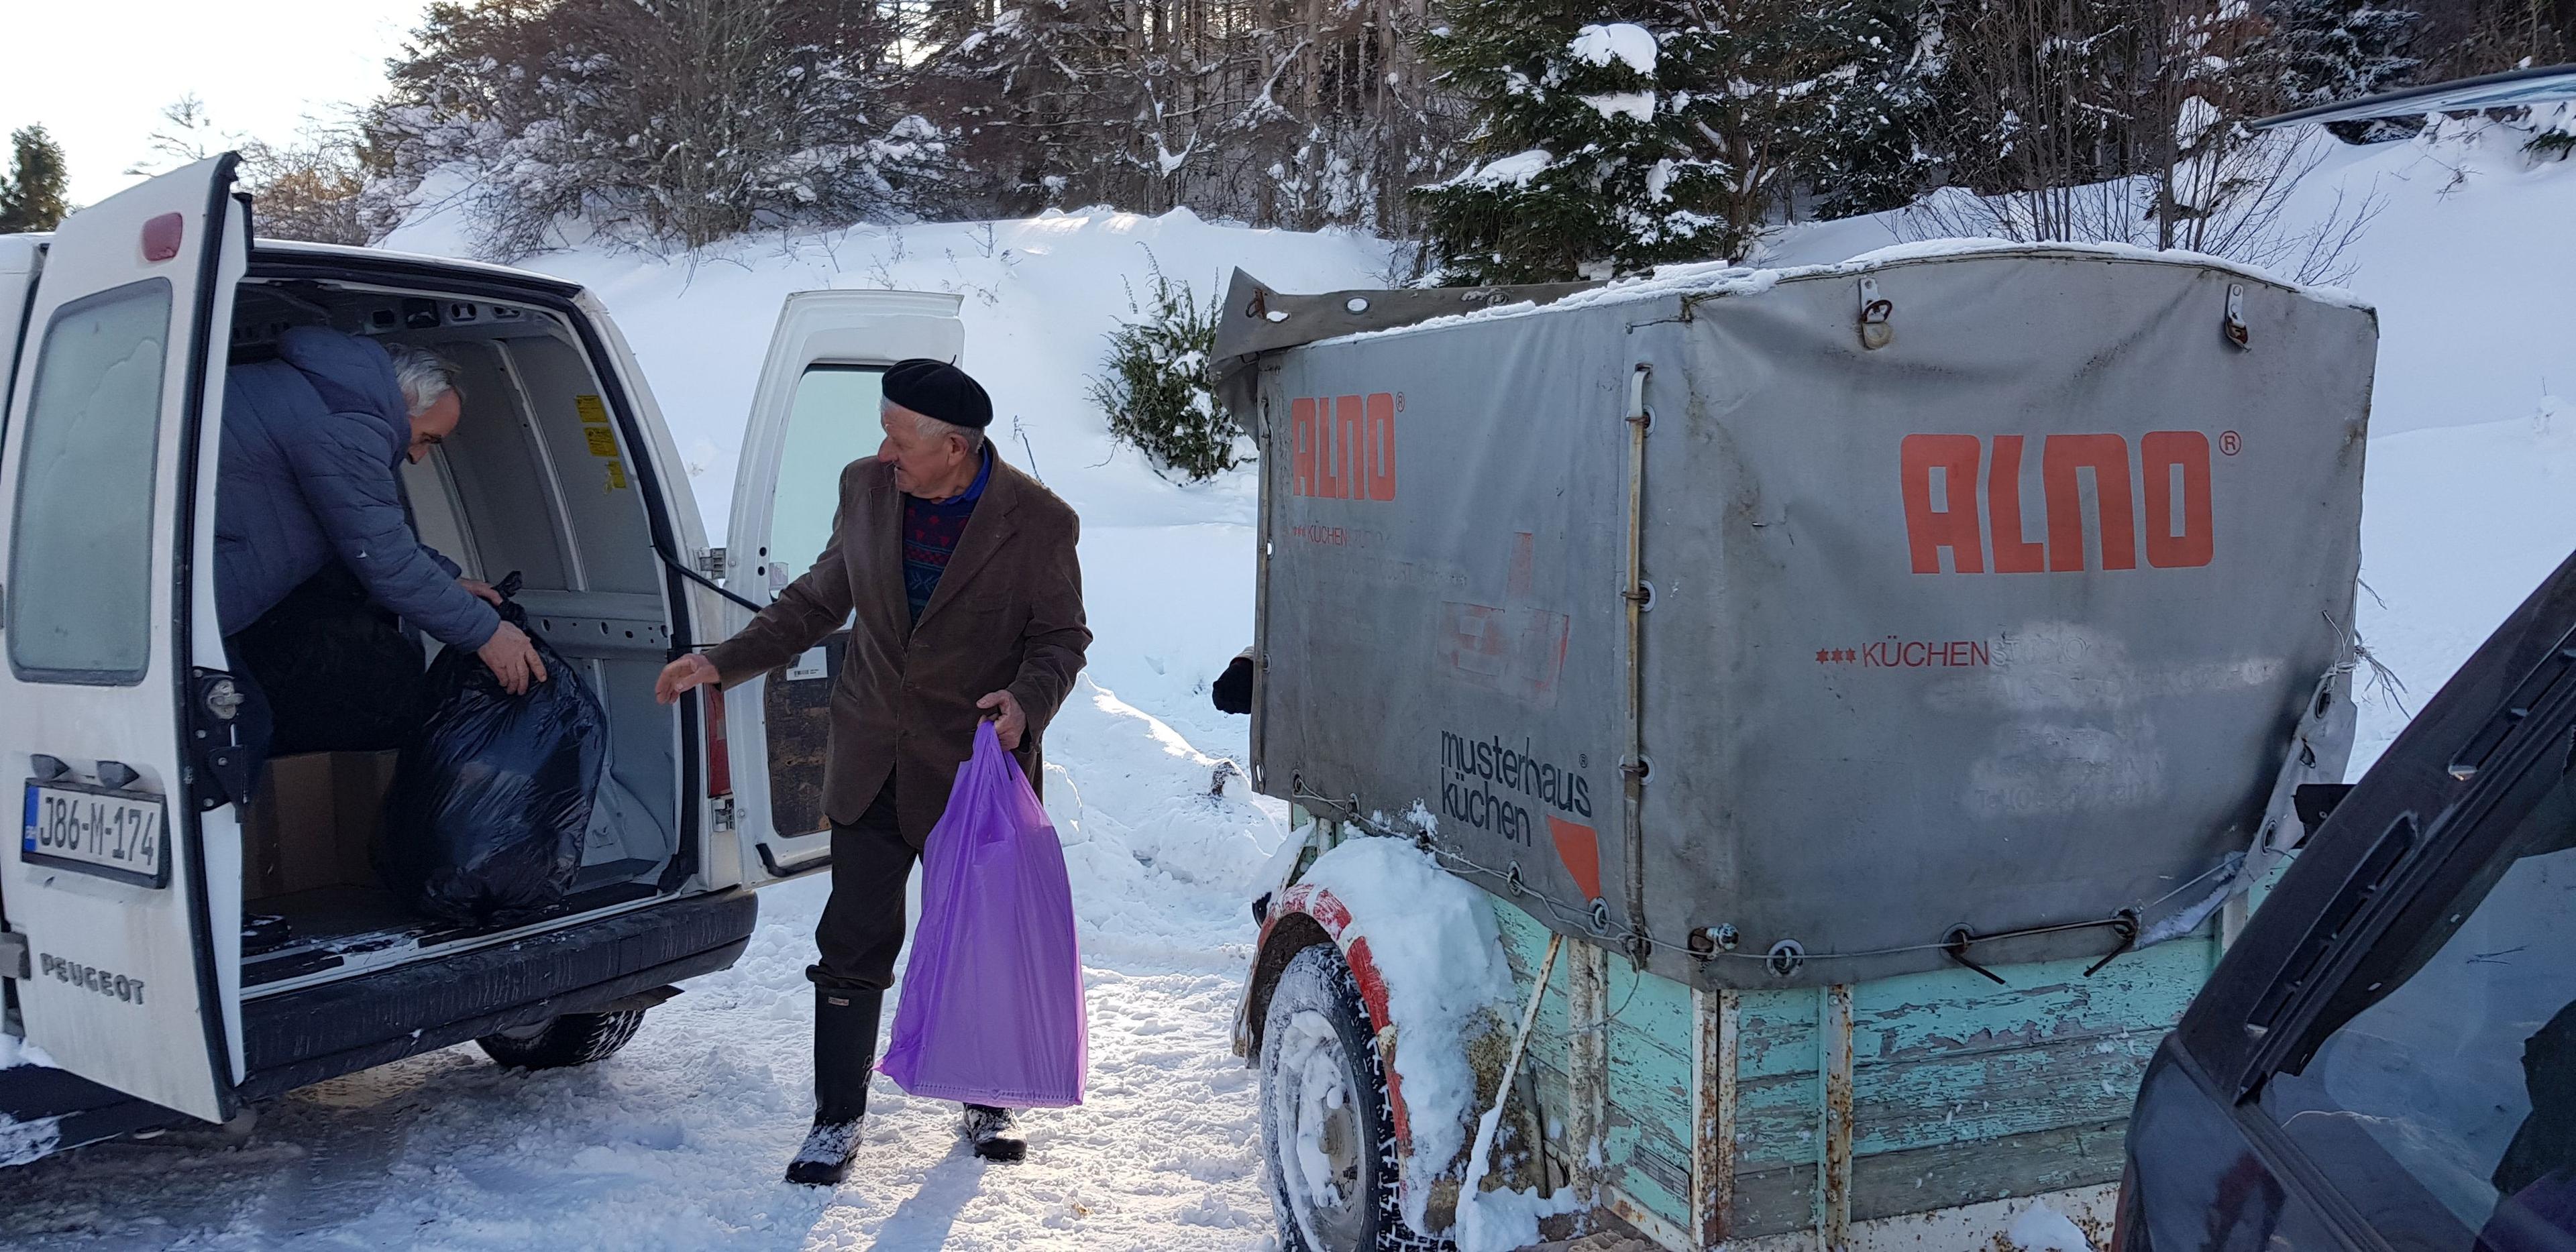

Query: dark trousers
left=808, top=779, right=918, bottom=993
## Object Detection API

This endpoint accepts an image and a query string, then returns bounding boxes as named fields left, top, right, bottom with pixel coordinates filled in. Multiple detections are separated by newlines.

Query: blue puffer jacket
left=215, top=327, right=500, bottom=650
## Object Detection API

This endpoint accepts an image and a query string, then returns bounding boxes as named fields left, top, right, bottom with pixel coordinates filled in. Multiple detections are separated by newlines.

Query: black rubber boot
left=786, top=986, right=882, bottom=1186
left=964, top=1104, right=1026, bottom=1163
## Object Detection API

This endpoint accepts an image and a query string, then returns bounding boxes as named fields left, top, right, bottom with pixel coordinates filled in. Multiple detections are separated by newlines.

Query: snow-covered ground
left=4, top=120, right=2573, bottom=1249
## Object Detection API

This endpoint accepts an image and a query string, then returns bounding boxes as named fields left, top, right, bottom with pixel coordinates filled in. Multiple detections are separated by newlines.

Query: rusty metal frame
left=1568, top=940, right=1612, bottom=1204
left=1690, top=986, right=1741, bottom=1247
left=1619, top=364, right=1654, bottom=964
left=1819, top=984, right=1856, bottom=1251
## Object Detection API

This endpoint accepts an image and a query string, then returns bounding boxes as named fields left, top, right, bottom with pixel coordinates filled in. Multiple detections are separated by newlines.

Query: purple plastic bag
left=877, top=721, right=1089, bottom=1108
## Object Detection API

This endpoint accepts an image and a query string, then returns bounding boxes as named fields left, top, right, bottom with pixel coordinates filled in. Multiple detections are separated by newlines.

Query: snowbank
left=0, top=1035, right=55, bottom=1071
left=2347, top=405, right=2576, bottom=772
left=380, top=196, right=1397, bottom=543
left=2007, top=1201, right=2097, bottom=1252
left=1043, top=675, right=1294, bottom=948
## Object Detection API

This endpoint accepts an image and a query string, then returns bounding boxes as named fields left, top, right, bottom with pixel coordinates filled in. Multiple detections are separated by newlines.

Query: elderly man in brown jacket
left=656, top=358, right=1087, bottom=1185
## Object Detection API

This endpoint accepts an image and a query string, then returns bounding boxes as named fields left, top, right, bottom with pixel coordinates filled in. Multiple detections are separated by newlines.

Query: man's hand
left=458, top=577, right=504, bottom=607
left=657, top=653, right=720, bottom=705
left=477, top=622, right=549, bottom=696
left=977, top=690, right=1027, bottom=750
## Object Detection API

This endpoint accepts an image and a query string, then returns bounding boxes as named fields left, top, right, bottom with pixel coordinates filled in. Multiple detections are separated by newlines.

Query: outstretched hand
left=656, top=653, right=720, bottom=705
left=977, top=690, right=1026, bottom=750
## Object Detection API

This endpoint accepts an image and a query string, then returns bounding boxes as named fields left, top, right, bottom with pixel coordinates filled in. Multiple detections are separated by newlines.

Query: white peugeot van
left=0, top=154, right=957, bottom=1164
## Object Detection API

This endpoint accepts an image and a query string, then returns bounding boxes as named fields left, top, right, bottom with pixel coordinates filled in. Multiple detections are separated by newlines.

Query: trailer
left=1214, top=243, right=2379, bottom=1250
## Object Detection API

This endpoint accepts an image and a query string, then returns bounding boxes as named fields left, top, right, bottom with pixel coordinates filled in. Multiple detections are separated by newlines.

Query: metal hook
left=1944, top=925, right=2008, bottom=986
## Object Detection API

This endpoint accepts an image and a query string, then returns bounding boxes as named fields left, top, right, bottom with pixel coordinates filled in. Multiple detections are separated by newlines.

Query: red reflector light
left=706, top=684, right=733, bottom=797
left=141, top=213, right=184, bottom=263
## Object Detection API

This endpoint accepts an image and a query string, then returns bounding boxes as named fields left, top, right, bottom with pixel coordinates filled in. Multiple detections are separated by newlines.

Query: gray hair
left=385, top=344, right=463, bottom=418
left=886, top=398, right=986, bottom=453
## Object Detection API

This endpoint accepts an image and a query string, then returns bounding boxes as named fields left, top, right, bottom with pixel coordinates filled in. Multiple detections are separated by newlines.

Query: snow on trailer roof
left=1252, top=239, right=2367, bottom=357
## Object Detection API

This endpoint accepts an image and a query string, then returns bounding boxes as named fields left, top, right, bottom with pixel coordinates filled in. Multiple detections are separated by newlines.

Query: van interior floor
left=244, top=869, right=663, bottom=990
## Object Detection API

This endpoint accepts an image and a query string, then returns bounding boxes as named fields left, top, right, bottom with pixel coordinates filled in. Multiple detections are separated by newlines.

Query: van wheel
left=1259, top=945, right=1442, bottom=1251
left=476, top=1010, right=649, bottom=1070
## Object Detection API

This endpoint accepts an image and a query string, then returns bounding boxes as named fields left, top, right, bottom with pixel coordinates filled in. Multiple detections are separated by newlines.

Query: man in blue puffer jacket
left=217, top=327, right=548, bottom=754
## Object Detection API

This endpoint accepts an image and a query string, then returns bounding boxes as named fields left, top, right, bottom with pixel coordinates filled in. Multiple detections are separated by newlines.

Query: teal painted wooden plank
left=1603, top=970, right=1697, bottom=1235
left=1849, top=1121, right=2128, bottom=1222
left=1731, top=1163, right=1819, bottom=1241
left=1604, top=964, right=1695, bottom=1064
left=1849, top=941, right=2213, bottom=1066
left=1604, top=1119, right=1694, bottom=1231
left=1849, top=1032, right=2159, bottom=1155
left=1495, top=905, right=1577, bottom=1056
left=1735, top=987, right=1823, bottom=1080
left=1733, top=1071, right=1827, bottom=1170
left=1481, top=897, right=2206, bottom=1241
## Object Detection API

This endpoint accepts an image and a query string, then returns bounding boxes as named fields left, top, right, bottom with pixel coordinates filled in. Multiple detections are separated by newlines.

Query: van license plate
left=22, top=783, right=168, bottom=889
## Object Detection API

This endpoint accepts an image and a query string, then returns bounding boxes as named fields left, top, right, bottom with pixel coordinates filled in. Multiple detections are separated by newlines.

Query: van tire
left=1258, top=944, right=1446, bottom=1251
left=475, top=1010, right=649, bottom=1070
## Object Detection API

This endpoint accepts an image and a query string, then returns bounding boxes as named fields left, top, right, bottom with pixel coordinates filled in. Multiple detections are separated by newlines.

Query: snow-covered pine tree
left=0, top=126, right=71, bottom=235
left=1664, top=0, right=1945, bottom=232
left=1415, top=15, right=1738, bottom=283
left=1416, top=0, right=1941, bottom=282
left=2264, top=0, right=2422, bottom=141
left=1089, top=263, right=1238, bottom=482
left=918, top=0, right=1458, bottom=235
left=368, top=0, right=945, bottom=260
left=1790, top=0, right=1947, bottom=219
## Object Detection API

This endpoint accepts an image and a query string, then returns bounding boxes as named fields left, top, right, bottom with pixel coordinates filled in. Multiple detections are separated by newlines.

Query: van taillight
left=706, top=685, right=733, bottom=797
left=142, top=213, right=183, bottom=262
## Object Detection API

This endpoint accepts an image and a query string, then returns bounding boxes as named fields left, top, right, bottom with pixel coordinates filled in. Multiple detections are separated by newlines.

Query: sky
left=0, top=2, right=431, bottom=207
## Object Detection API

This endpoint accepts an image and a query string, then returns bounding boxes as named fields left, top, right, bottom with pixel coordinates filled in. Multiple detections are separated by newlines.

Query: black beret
left=883, top=358, right=993, bottom=430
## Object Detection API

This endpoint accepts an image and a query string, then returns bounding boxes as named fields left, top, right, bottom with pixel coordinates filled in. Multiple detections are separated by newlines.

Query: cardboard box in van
left=244, top=752, right=399, bottom=901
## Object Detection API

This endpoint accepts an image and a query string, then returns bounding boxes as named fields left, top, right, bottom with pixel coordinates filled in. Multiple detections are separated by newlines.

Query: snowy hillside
left=380, top=200, right=1399, bottom=756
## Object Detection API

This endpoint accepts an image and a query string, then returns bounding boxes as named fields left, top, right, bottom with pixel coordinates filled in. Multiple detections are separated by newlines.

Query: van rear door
left=723, top=290, right=963, bottom=885
left=0, top=157, right=250, bottom=1123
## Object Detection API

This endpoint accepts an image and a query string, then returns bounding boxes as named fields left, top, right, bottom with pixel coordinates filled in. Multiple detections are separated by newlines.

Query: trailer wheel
left=476, top=1010, right=649, bottom=1070
left=1260, top=944, right=1442, bottom=1251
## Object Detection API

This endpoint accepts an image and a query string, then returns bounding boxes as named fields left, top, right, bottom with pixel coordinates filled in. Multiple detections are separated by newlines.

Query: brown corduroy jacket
left=707, top=453, right=1088, bottom=846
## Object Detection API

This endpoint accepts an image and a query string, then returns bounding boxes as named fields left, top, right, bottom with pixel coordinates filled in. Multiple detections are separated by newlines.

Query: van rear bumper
left=239, top=888, right=759, bottom=1098
left=1, top=887, right=758, bottom=1160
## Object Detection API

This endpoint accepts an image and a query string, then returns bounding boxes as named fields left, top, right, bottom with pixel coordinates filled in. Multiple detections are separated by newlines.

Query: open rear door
left=0, top=157, right=250, bottom=1123
left=724, top=290, right=964, bottom=886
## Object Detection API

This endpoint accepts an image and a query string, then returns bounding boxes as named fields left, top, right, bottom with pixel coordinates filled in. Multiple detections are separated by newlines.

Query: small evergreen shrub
left=1090, top=262, right=1240, bottom=483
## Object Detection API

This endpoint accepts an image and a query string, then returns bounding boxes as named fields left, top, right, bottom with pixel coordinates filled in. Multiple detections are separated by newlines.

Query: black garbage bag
left=228, top=562, right=430, bottom=754
left=380, top=575, right=604, bottom=925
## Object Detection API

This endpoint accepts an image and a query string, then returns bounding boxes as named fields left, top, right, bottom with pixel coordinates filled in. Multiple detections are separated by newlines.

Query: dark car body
left=2117, top=545, right=2576, bottom=1251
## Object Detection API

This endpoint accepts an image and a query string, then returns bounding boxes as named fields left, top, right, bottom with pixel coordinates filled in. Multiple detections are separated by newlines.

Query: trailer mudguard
left=1240, top=831, right=1532, bottom=1236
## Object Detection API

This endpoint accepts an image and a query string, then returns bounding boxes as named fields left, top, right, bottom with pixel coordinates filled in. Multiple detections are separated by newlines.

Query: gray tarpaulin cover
left=1244, top=245, right=2375, bottom=988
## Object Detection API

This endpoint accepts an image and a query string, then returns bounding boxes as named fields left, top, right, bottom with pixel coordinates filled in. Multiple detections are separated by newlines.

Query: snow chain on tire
left=1261, top=944, right=1451, bottom=1252
left=475, top=1009, right=650, bottom=1070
